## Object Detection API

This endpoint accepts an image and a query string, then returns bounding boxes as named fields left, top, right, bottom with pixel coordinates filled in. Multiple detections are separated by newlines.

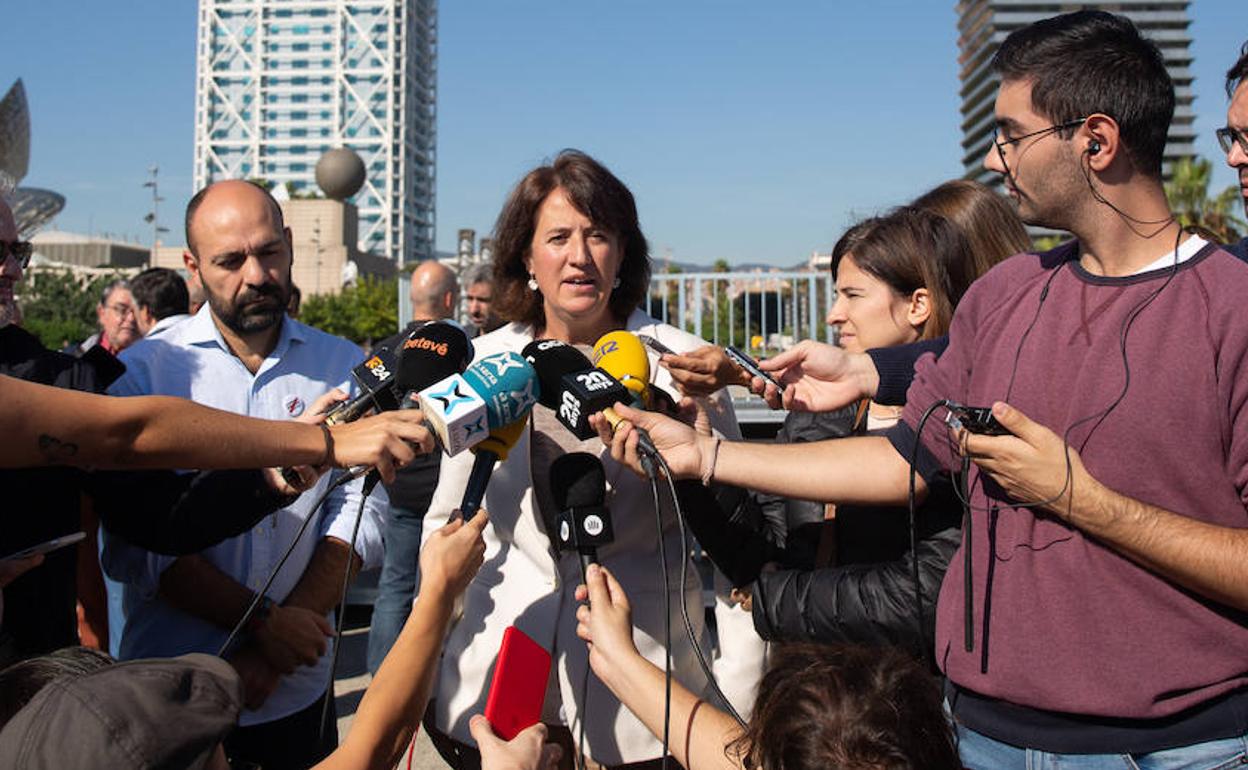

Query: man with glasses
left=1222, top=42, right=1248, bottom=260
left=77, top=279, right=139, bottom=357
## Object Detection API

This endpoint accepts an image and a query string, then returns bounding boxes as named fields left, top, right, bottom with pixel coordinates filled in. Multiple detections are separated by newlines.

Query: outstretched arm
left=0, top=374, right=432, bottom=480
left=592, top=402, right=924, bottom=505
left=576, top=565, right=743, bottom=770
left=316, top=513, right=489, bottom=770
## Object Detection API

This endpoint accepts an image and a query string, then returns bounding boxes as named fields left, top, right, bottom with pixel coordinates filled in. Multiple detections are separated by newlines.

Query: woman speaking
left=419, top=150, right=761, bottom=769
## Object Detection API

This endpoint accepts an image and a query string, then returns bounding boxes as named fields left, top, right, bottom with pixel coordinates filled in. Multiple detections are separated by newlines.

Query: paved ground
left=333, top=605, right=444, bottom=770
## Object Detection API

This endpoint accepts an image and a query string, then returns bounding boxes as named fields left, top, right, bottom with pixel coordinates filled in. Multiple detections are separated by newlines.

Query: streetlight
left=142, top=165, right=168, bottom=268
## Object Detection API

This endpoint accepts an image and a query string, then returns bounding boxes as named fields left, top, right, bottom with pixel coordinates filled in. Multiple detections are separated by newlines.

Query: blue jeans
left=957, top=721, right=1248, bottom=770
left=366, top=505, right=424, bottom=674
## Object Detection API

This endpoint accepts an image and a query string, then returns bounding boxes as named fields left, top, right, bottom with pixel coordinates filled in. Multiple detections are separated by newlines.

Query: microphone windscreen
left=592, top=331, right=650, bottom=400
left=396, top=321, right=474, bottom=393
left=461, top=352, right=541, bottom=428
left=550, top=452, right=606, bottom=511
left=522, top=339, right=594, bottom=409
left=472, top=415, right=529, bottom=462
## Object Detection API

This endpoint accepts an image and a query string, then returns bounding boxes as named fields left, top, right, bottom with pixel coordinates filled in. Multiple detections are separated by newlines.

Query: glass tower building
left=956, top=1, right=1195, bottom=184
left=192, top=0, right=437, bottom=262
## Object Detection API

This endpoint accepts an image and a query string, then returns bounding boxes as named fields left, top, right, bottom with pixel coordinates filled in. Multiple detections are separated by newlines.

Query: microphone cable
left=644, top=459, right=674, bottom=770
left=217, top=477, right=339, bottom=657
left=648, top=448, right=748, bottom=729
left=319, top=480, right=376, bottom=744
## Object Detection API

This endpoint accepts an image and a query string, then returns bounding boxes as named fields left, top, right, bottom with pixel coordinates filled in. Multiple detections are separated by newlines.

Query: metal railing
left=645, top=270, right=835, bottom=355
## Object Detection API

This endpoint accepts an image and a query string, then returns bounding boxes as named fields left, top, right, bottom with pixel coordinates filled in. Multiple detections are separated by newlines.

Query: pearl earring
left=527, top=275, right=539, bottom=291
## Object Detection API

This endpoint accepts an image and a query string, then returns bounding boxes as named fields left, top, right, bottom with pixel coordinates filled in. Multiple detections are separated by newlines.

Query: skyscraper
left=956, top=1, right=1195, bottom=184
left=193, top=0, right=437, bottom=263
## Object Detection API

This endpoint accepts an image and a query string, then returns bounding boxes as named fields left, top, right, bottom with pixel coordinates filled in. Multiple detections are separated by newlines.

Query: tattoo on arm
left=38, top=434, right=79, bottom=463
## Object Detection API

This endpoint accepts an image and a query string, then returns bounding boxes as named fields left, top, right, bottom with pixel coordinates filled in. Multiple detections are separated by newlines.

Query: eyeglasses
left=1216, top=126, right=1248, bottom=156
left=106, top=303, right=136, bottom=318
left=993, top=117, right=1088, bottom=178
left=0, top=240, right=33, bottom=269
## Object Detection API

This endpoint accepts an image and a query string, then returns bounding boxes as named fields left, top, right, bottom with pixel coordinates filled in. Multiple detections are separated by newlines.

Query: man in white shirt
left=102, top=180, right=387, bottom=770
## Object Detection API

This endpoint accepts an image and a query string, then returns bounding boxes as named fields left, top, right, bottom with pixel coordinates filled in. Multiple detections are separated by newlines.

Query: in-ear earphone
left=1088, top=140, right=1101, bottom=155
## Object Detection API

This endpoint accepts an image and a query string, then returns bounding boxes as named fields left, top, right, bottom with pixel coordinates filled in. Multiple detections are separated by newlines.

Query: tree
left=299, top=276, right=398, bottom=345
left=1165, top=156, right=1245, bottom=244
left=17, top=269, right=127, bottom=350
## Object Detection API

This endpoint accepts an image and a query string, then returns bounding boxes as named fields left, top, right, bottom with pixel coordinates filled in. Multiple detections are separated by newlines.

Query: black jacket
left=751, top=524, right=961, bottom=656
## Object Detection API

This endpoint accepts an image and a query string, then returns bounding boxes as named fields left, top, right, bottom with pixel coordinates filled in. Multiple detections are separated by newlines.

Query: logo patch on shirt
left=284, top=395, right=306, bottom=418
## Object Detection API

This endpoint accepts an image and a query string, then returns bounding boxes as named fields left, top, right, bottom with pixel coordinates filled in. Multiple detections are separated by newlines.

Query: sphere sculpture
left=315, top=148, right=366, bottom=201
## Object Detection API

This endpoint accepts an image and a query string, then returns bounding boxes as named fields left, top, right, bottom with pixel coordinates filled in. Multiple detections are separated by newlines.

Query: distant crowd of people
left=2, top=9, right=1248, bottom=770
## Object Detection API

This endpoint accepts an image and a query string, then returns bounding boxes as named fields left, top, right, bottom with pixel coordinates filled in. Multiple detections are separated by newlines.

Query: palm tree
left=1165, top=156, right=1245, bottom=244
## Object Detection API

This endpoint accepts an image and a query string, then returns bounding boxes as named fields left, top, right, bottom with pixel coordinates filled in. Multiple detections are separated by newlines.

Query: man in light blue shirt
left=102, top=180, right=386, bottom=770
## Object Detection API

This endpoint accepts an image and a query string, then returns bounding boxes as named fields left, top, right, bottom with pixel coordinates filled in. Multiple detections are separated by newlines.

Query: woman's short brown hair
left=491, top=150, right=651, bottom=329
left=830, top=207, right=975, bottom=341
left=731, top=643, right=960, bottom=770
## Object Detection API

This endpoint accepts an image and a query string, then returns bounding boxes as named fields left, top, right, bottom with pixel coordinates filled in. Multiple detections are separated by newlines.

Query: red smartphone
left=483, top=626, right=552, bottom=741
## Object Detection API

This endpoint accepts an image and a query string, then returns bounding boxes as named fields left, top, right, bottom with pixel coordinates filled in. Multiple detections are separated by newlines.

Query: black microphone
left=330, top=322, right=474, bottom=491
left=551, top=452, right=614, bottom=580
left=322, top=345, right=400, bottom=426
left=522, top=339, right=631, bottom=440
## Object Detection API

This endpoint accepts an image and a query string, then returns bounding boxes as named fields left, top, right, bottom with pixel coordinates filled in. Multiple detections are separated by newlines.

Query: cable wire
left=217, top=478, right=339, bottom=657
left=319, top=483, right=374, bottom=744
left=652, top=450, right=747, bottom=729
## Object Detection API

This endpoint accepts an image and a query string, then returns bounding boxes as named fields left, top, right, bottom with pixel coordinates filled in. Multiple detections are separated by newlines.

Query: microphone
left=551, top=452, right=614, bottom=580
left=458, top=416, right=529, bottom=522
left=522, top=339, right=631, bottom=440
left=418, top=352, right=541, bottom=456
left=592, top=331, right=651, bottom=408
left=322, top=321, right=474, bottom=426
left=322, top=346, right=400, bottom=426
left=589, top=331, right=660, bottom=461
left=329, top=322, right=475, bottom=489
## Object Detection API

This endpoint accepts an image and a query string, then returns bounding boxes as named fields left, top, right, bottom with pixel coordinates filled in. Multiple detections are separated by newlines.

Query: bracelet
left=318, top=423, right=335, bottom=467
left=700, top=436, right=721, bottom=487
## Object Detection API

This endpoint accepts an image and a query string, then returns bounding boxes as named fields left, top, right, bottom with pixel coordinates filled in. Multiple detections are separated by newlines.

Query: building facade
left=956, top=0, right=1195, bottom=184
left=192, top=0, right=437, bottom=263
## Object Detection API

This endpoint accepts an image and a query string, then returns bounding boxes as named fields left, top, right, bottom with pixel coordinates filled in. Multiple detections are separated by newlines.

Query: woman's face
left=827, top=254, right=922, bottom=354
left=525, top=187, right=624, bottom=329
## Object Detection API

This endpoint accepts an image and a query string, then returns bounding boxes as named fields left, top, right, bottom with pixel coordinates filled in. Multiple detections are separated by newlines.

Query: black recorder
left=945, top=403, right=1011, bottom=436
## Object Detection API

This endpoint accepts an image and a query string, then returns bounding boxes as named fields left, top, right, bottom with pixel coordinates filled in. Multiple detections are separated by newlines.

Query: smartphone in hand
left=724, top=345, right=786, bottom=394
left=483, top=626, right=552, bottom=741
left=0, top=531, right=87, bottom=563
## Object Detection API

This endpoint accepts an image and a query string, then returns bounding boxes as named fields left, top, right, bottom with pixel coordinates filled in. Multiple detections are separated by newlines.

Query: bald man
left=365, top=258, right=461, bottom=673
left=408, top=259, right=458, bottom=321
left=102, top=180, right=388, bottom=770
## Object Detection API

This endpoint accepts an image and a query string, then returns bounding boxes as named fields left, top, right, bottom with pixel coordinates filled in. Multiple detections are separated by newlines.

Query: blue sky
left=5, top=1, right=1243, bottom=266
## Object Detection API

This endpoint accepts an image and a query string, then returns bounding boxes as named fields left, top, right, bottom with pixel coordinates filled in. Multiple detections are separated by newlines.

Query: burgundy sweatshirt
left=896, top=241, right=1248, bottom=725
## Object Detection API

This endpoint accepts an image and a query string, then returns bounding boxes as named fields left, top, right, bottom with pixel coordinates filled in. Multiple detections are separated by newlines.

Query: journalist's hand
left=327, top=409, right=435, bottom=483
left=574, top=564, right=641, bottom=691
left=659, top=346, right=749, bottom=397
left=469, top=716, right=562, bottom=770
left=957, top=402, right=1103, bottom=522
left=420, top=510, right=489, bottom=603
left=589, top=402, right=709, bottom=481
left=757, top=340, right=878, bottom=412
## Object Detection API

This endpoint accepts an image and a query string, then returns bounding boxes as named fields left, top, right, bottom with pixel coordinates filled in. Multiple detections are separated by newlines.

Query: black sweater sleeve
left=750, top=526, right=961, bottom=657
left=86, top=469, right=296, bottom=555
left=867, top=336, right=950, bottom=407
